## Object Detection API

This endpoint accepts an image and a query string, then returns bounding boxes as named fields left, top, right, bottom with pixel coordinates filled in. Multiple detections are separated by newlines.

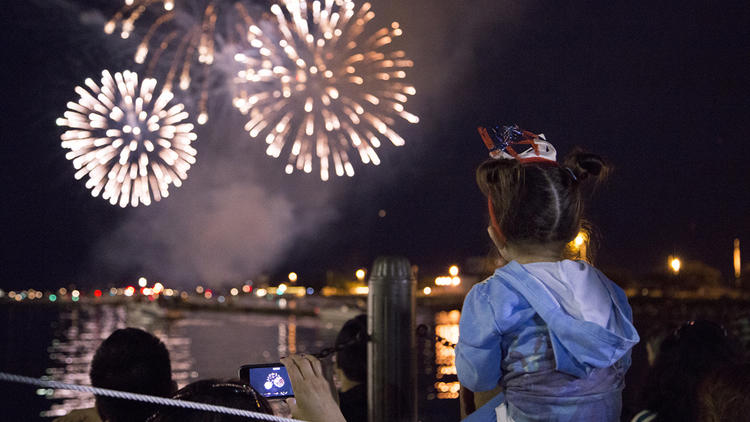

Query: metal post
left=367, top=256, right=417, bottom=422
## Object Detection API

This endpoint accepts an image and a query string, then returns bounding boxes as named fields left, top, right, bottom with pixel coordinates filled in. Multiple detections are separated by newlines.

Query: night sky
left=1, top=0, right=749, bottom=289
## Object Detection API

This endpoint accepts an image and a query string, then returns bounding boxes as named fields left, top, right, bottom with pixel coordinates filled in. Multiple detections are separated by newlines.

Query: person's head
left=476, top=143, right=607, bottom=261
left=643, top=320, right=740, bottom=422
left=149, top=379, right=273, bottom=422
left=90, top=328, right=174, bottom=422
left=697, top=363, right=750, bottom=422
left=334, top=314, right=368, bottom=386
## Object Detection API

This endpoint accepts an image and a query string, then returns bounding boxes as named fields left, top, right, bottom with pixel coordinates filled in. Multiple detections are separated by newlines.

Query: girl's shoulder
left=465, top=269, right=534, bottom=323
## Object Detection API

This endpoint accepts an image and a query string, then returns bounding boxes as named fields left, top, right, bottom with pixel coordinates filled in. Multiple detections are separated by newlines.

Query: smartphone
left=238, top=363, right=295, bottom=399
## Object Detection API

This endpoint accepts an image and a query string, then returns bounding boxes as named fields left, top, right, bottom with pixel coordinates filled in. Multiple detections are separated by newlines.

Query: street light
left=356, top=269, right=366, bottom=281
left=288, top=272, right=298, bottom=283
left=669, top=256, right=681, bottom=275
left=448, top=265, right=459, bottom=277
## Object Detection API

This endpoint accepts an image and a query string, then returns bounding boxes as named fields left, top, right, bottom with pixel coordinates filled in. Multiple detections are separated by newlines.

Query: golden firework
left=231, top=0, right=419, bottom=180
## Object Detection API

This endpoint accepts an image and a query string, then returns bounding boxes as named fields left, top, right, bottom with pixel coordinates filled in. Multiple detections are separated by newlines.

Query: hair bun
left=564, top=150, right=608, bottom=182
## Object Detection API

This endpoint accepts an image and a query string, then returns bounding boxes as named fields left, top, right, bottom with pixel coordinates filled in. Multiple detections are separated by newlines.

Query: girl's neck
left=513, top=253, right=563, bottom=264
left=501, top=243, right=564, bottom=264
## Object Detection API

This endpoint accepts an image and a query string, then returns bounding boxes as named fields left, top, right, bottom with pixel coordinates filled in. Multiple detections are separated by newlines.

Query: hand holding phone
left=280, top=354, right=346, bottom=422
left=238, top=363, right=295, bottom=399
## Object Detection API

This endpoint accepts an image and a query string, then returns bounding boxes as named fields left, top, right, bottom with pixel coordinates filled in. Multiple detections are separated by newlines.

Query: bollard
left=367, top=256, right=417, bottom=422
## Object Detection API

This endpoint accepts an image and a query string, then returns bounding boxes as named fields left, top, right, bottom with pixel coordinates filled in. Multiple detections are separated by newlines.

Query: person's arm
left=281, top=354, right=347, bottom=422
left=455, top=282, right=503, bottom=392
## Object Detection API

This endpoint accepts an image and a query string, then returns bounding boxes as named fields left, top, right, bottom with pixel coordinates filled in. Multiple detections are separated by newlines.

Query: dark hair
left=335, top=314, right=368, bottom=383
left=476, top=149, right=608, bottom=250
left=90, top=328, right=174, bottom=422
left=149, top=379, right=273, bottom=422
left=642, top=320, right=740, bottom=422
left=697, top=363, right=750, bottom=422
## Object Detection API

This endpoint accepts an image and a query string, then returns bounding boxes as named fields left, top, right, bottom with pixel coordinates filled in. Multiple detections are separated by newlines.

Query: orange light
left=669, top=256, right=681, bottom=274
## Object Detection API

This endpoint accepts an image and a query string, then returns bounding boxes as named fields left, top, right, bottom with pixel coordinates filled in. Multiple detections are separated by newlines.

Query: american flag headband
left=477, top=124, right=558, bottom=164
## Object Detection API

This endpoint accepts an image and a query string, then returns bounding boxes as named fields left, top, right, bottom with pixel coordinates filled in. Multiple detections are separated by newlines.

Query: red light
left=140, top=287, right=146, bottom=295
left=94, top=289, right=102, bottom=298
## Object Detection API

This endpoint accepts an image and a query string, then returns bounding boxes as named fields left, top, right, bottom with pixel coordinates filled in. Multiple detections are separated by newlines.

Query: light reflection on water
left=39, top=304, right=340, bottom=418
left=434, top=309, right=461, bottom=400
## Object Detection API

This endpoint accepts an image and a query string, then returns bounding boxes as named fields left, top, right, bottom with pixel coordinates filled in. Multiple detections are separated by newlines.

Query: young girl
left=456, top=125, right=639, bottom=422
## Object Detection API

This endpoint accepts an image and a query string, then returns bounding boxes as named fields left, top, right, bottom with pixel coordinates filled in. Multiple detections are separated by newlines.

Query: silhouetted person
left=334, top=314, right=368, bottom=422
left=149, top=379, right=273, bottom=422
left=90, top=328, right=175, bottom=422
left=632, top=320, right=740, bottom=422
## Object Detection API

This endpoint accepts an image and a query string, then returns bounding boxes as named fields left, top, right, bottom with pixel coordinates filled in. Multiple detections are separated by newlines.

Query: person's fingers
left=291, top=354, right=317, bottom=380
left=303, top=354, right=324, bottom=378
left=280, top=356, right=304, bottom=382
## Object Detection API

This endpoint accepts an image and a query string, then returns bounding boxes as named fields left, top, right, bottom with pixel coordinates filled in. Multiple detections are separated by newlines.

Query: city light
left=356, top=269, right=366, bottom=281
left=152, top=282, right=164, bottom=294
left=435, top=276, right=461, bottom=286
left=230, top=288, right=239, bottom=296
left=288, top=272, right=298, bottom=283
left=352, top=286, right=370, bottom=295
left=256, top=288, right=268, bottom=297
left=138, top=277, right=148, bottom=287
left=574, top=233, right=585, bottom=247
left=423, top=287, right=432, bottom=295
left=278, top=284, right=288, bottom=295
left=734, top=238, right=741, bottom=280
left=448, top=265, right=459, bottom=277
left=242, top=284, right=252, bottom=293
left=669, top=255, right=681, bottom=274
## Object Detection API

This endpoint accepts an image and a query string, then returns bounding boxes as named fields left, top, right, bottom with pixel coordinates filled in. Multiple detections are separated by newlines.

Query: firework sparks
left=57, top=70, right=197, bottom=207
left=231, top=0, right=419, bottom=181
left=104, top=0, right=217, bottom=124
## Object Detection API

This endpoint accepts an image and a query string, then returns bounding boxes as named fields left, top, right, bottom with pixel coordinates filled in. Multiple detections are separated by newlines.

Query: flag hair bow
left=477, top=124, right=557, bottom=164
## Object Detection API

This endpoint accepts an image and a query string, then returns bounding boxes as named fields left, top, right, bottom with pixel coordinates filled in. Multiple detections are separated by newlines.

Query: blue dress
left=456, top=260, right=639, bottom=421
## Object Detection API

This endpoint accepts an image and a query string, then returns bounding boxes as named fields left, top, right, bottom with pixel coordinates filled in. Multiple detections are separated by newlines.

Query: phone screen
left=239, top=364, right=295, bottom=399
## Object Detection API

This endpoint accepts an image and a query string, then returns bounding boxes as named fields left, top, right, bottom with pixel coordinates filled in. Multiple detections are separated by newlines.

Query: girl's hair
left=476, top=149, right=608, bottom=250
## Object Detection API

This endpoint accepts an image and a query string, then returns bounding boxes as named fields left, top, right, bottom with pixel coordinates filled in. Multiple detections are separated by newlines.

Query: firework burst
left=231, top=0, right=419, bottom=180
left=57, top=70, right=197, bottom=207
left=104, top=0, right=218, bottom=124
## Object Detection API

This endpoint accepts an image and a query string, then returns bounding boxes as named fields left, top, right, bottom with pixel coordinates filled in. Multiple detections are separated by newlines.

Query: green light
left=49, top=294, right=57, bottom=302
left=72, top=296, right=79, bottom=302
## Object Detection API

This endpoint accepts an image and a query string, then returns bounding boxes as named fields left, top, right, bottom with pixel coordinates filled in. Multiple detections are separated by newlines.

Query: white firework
left=231, top=0, right=419, bottom=181
left=57, top=70, right=198, bottom=207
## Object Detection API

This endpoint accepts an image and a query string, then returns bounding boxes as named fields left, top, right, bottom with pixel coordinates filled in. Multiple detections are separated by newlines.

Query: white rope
left=0, top=372, right=305, bottom=422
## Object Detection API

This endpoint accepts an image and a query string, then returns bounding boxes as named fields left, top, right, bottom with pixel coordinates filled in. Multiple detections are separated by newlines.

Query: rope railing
left=0, top=372, right=306, bottom=422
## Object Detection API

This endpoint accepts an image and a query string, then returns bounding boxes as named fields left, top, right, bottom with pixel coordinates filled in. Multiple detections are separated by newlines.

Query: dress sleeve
left=455, top=282, right=503, bottom=392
